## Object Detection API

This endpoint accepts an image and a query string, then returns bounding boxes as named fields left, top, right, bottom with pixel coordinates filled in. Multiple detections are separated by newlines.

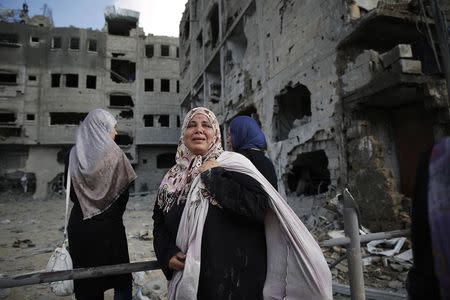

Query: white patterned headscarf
left=69, top=109, right=137, bottom=219
left=157, top=107, right=223, bottom=213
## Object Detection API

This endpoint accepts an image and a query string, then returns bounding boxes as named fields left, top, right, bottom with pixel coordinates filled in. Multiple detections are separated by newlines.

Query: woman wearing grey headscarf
left=65, top=109, right=136, bottom=300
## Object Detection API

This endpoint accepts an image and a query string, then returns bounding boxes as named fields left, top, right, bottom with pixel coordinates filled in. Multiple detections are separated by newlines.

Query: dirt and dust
left=0, top=192, right=166, bottom=300
left=0, top=191, right=409, bottom=300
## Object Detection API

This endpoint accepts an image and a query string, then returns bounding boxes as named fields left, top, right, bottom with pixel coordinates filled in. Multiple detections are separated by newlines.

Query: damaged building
left=0, top=5, right=181, bottom=198
left=179, top=0, right=450, bottom=231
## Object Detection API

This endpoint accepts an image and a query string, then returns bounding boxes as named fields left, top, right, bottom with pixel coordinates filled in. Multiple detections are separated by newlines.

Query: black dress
left=153, top=167, right=269, bottom=300
left=236, top=149, right=278, bottom=190
left=65, top=158, right=132, bottom=297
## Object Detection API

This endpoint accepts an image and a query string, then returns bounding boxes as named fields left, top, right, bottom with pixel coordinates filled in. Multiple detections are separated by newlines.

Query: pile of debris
left=303, top=193, right=411, bottom=294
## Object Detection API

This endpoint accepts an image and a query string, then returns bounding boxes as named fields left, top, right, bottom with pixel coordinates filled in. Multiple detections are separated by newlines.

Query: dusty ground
left=0, top=191, right=407, bottom=300
left=0, top=191, right=166, bottom=300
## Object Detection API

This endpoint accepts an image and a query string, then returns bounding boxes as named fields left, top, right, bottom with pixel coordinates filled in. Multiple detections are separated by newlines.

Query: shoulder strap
left=64, top=168, right=71, bottom=239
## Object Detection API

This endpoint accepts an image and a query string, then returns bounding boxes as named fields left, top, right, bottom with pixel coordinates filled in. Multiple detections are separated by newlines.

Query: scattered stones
left=139, top=229, right=153, bottom=241
left=388, top=280, right=403, bottom=289
left=390, top=263, right=404, bottom=272
left=377, top=274, right=392, bottom=281
left=336, top=263, right=349, bottom=273
left=397, top=272, right=408, bottom=282
left=12, top=239, right=35, bottom=248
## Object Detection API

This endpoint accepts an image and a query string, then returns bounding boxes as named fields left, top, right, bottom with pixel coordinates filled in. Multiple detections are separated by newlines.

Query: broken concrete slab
left=380, top=44, right=413, bottom=69
left=354, top=0, right=380, bottom=11
left=391, top=59, right=422, bottom=74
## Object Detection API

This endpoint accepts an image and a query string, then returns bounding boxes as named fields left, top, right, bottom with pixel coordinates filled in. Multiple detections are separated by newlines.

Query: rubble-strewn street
left=0, top=192, right=168, bottom=300
left=0, top=192, right=412, bottom=300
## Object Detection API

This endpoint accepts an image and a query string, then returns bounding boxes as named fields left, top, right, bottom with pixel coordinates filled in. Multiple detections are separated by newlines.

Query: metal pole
left=321, top=229, right=410, bottom=247
left=343, top=189, right=366, bottom=300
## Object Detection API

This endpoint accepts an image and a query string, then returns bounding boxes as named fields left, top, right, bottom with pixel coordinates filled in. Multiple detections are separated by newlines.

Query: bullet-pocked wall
left=179, top=0, right=450, bottom=230
left=180, top=0, right=345, bottom=216
left=0, top=6, right=181, bottom=199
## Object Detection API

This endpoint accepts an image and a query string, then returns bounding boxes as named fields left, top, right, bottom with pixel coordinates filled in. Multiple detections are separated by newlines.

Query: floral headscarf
left=157, top=107, right=223, bottom=212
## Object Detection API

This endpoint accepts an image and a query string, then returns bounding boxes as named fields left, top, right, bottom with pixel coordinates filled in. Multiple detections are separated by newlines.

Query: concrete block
left=380, top=44, right=413, bottom=69
left=349, top=3, right=361, bottom=20
left=354, top=0, right=379, bottom=11
left=392, top=59, right=422, bottom=74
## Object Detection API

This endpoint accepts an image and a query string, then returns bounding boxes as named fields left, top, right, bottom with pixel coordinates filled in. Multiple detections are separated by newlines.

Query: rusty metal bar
left=0, top=260, right=159, bottom=289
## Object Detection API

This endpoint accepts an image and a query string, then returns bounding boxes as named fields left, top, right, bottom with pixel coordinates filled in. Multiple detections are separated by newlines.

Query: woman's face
left=183, top=113, right=215, bottom=155
left=109, top=127, right=118, bottom=140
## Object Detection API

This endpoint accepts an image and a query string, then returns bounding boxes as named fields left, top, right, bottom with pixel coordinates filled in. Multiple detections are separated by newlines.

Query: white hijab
left=168, top=151, right=332, bottom=300
left=69, top=109, right=137, bottom=219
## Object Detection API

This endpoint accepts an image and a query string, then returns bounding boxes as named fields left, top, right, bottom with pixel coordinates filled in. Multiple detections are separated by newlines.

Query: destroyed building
left=179, top=0, right=450, bottom=231
left=0, top=5, right=181, bottom=198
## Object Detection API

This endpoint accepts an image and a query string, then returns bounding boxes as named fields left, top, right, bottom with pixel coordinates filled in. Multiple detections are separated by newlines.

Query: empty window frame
left=176, top=80, right=180, bottom=93
left=65, top=74, right=78, bottom=88
left=69, top=37, right=80, bottom=50
left=183, top=14, right=190, bottom=40
left=51, top=74, right=61, bottom=87
left=158, top=115, right=170, bottom=127
left=176, top=47, right=179, bottom=58
left=50, top=112, right=87, bottom=125
left=161, top=79, right=170, bottom=92
left=86, top=75, right=96, bottom=89
left=177, top=115, right=181, bottom=127
left=0, top=113, right=16, bottom=123
left=109, top=94, right=134, bottom=107
left=87, top=39, right=97, bottom=52
left=30, top=36, right=39, bottom=43
left=208, top=4, right=219, bottom=48
left=28, top=75, right=37, bottom=81
left=52, top=37, right=62, bottom=49
left=0, top=73, right=17, bottom=85
left=143, top=115, right=154, bottom=127
left=110, top=59, right=136, bottom=83
left=26, top=114, right=35, bottom=121
left=145, top=44, right=154, bottom=58
left=0, top=127, right=21, bottom=137
left=145, top=79, right=154, bottom=92
left=161, top=45, right=170, bottom=57
left=0, top=33, right=19, bottom=44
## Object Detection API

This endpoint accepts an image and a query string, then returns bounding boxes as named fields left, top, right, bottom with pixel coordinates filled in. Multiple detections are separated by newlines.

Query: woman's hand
left=199, top=159, right=219, bottom=173
left=168, top=251, right=186, bottom=271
